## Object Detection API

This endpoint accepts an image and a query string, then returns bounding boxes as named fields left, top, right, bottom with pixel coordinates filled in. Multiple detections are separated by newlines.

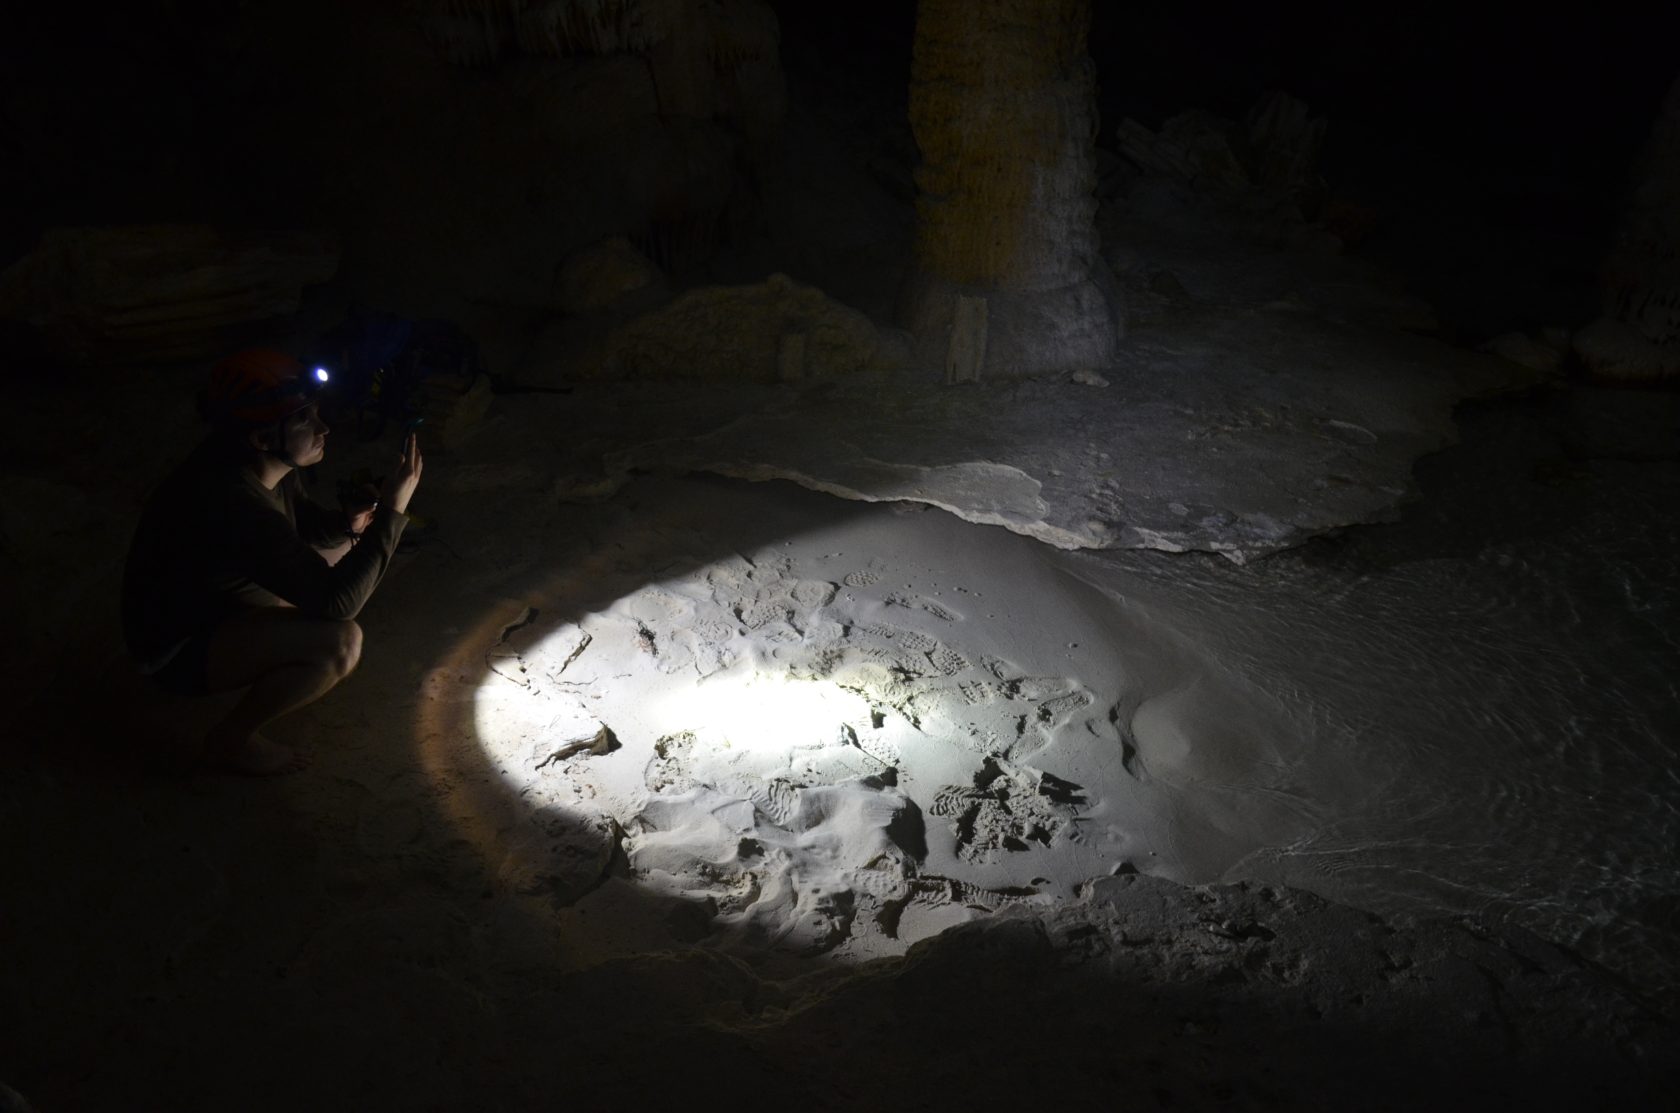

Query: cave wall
left=1574, top=72, right=1680, bottom=381
left=1, top=0, right=786, bottom=327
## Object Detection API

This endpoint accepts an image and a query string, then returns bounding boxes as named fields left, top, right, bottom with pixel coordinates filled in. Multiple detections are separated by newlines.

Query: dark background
left=2, top=1, right=1674, bottom=336
left=776, top=0, right=1675, bottom=337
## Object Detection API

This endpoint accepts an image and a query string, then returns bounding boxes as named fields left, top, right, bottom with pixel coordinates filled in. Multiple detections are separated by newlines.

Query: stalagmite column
left=902, top=0, right=1118, bottom=379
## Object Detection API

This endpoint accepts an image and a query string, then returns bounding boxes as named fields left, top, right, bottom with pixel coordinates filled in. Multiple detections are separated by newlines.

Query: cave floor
left=571, top=196, right=1539, bottom=564
left=4, top=334, right=1678, bottom=1108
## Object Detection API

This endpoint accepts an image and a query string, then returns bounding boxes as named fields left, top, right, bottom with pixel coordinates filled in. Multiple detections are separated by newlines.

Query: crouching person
left=121, top=348, right=423, bottom=774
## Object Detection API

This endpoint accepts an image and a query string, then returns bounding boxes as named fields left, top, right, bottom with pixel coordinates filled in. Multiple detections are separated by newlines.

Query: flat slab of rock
left=604, top=307, right=1524, bottom=561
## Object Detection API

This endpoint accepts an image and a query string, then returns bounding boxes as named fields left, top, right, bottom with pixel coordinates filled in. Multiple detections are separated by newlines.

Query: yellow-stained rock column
left=903, top=0, right=1118, bottom=378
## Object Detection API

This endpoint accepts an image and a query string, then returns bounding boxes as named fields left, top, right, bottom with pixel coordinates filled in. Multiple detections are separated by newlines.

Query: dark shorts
left=148, top=631, right=214, bottom=697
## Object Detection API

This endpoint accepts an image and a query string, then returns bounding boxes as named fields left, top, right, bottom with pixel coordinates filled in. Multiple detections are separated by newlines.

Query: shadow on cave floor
left=4, top=355, right=1678, bottom=1113
left=1290, top=378, right=1680, bottom=573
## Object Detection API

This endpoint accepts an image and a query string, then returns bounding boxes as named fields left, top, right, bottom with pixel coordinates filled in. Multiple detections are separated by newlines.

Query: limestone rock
left=506, top=56, right=662, bottom=144
left=1117, top=90, right=1327, bottom=214
left=419, top=0, right=785, bottom=135
left=1590, top=73, right=1680, bottom=380
left=602, top=268, right=1524, bottom=561
left=556, top=236, right=666, bottom=314
left=403, top=2, right=784, bottom=283
left=1573, top=316, right=1680, bottom=382
left=1111, top=260, right=1194, bottom=327
left=1482, top=330, right=1567, bottom=376
left=904, top=0, right=1117, bottom=377
left=412, top=371, right=494, bottom=452
left=1244, top=90, right=1329, bottom=214
left=0, top=226, right=338, bottom=365
left=910, top=0, right=1100, bottom=290
left=574, top=273, right=893, bottom=382
left=1118, top=110, right=1251, bottom=193
left=414, top=0, right=515, bottom=66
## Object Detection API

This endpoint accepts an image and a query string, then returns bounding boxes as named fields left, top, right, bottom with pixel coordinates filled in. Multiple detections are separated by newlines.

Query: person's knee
left=329, top=620, right=363, bottom=677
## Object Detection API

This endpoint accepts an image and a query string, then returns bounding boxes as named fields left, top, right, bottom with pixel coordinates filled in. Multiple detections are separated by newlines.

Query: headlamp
left=207, top=348, right=333, bottom=429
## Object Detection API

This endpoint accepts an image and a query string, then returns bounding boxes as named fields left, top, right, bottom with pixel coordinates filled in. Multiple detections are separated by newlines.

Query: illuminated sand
left=439, top=478, right=1347, bottom=962
left=9, top=395, right=1678, bottom=1108
left=412, top=444, right=1677, bottom=988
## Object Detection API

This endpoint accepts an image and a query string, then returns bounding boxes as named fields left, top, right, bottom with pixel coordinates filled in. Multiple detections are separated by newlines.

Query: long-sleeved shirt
left=121, top=436, right=409, bottom=672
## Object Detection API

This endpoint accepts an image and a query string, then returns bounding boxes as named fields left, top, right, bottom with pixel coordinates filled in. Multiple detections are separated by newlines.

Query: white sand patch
left=466, top=488, right=1329, bottom=958
left=626, top=772, right=917, bottom=953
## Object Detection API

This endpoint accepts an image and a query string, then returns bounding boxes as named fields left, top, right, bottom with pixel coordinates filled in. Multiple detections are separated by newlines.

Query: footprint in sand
left=885, top=593, right=961, bottom=622
left=791, top=580, right=840, bottom=607
left=929, top=759, right=1086, bottom=865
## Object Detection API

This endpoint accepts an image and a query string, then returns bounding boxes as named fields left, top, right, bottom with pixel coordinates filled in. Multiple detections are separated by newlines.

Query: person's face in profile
left=279, top=403, right=329, bottom=467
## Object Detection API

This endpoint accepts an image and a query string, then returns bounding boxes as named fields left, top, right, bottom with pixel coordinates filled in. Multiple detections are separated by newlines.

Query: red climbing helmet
left=206, top=348, right=331, bottom=426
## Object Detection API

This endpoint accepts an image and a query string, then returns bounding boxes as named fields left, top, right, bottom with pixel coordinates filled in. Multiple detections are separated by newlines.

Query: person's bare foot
left=202, top=730, right=306, bottom=776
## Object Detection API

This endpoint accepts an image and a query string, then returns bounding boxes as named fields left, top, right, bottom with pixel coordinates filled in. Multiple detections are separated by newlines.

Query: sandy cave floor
left=3, top=368, right=1679, bottom=1110
left=2, top=5, right=1675, bottom=1103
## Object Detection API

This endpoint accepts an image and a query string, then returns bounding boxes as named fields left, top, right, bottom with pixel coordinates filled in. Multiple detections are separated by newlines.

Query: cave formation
left=902, top=0, right=1118, bottom=379
left=2, top=2, right=1678, bottom=1111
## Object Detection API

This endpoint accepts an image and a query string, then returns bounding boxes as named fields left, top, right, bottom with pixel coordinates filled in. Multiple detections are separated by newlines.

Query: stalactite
left=615, top=0, right=687, bottom=53
left=429, top=0, right=784, bottom=132
left=516, top=0, right=622, bottom=57
left=706, top=0, right=778, bottom=66
left=415, top=0, right=524, bottom=67
left=407, top=0, right=785, bottom=280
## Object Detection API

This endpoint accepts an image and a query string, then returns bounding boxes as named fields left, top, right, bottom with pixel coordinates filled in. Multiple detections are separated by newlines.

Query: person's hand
left=339, top=480, right=381, bottom=536
left=390, top=432, right=424, bottom=515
